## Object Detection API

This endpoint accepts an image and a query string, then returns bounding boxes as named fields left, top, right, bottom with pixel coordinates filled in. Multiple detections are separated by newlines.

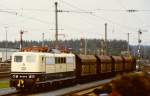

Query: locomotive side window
left=55, top=57, right=66, bottom=64
left=66, top=57, right=74, bottom=64
left=62, top=57, right=66, bottom=63
left=26, top=55, right=36, bottom=63
left=46, top=57, right=55, bottom=64
left=14, top=56, right=23, bottom=62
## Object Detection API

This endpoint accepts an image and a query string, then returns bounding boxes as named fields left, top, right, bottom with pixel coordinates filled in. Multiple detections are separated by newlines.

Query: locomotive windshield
left=26, top=55, right=36, bottom=63
left=14, top=56, right=23, bottom=62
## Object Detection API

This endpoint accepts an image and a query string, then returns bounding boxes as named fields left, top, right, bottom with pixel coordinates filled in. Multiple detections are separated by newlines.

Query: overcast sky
left=0, top=0, right=150, bottom=45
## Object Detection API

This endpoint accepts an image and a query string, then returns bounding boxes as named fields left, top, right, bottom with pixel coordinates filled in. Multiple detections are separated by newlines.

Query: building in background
left=0, top=48, right=19, bottom=62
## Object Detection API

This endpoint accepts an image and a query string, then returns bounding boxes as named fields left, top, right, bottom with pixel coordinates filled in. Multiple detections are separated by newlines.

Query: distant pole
left=100, top=39, right=105, bottom=55
left=20, top=30, right=24, bottom=51
left=127, top=33, right=130, bottom=55
left=80, top=38, right=83, bottom=54
left=138, top=29, right=142, bottom=58
left=84, top=38, right=87, bottom=55
left=105, top=23, right=107, bottom=55
left=55, top=2, right=58, bottom=49
left=5, top=26, right=8, bottom=61
left=138, top=29, right=142, bottom=71
left=42, top=32, right=45, bottom=47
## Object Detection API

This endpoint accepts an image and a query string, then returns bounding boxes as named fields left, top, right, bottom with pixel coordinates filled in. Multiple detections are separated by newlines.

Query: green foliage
left=0, top=81, right=9, bottom=89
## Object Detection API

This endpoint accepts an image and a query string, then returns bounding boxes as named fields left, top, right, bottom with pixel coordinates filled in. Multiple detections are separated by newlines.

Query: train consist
left=10, top=52, right=136, bottom=90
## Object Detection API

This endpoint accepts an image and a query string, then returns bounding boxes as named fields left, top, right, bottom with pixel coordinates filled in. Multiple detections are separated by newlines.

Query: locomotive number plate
left=21, top=66, right=26, bottom=70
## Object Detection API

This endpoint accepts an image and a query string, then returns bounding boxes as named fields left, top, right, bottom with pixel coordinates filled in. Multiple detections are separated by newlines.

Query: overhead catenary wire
left=115, top=0, right=149, bottom=29
left=59, top=0, right=138, bottom=32
left=0, top=2, right=52, bottom=25
left=0, top=9, right=51, bottom=25
left=0, top=1, right=149, bottom=28
left=0, top=1, right=97, bottom=41
left=0, top=0, right=150, bottom=43
left=1, top=8, right=150, bottom=13
left=54, top=1, right=109, bottom=37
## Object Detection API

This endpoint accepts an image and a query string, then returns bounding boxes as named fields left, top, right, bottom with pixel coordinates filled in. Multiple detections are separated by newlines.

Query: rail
left=63, top=83, right=109, bottom=96
left=0, top=88, right=18, bottom=96
left=61, top=79, right=111, bottom=96
left=0, top=71, right=10, bottom=78
left=0, top=63, right=10, bottom=78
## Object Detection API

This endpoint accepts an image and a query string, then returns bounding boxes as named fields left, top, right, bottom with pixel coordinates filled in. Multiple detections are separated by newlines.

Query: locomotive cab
left=11, top=52, right=45, bottom=73
left=10, top=52, right=45, bottom=89
left=10, top=52, right=76, bottom=90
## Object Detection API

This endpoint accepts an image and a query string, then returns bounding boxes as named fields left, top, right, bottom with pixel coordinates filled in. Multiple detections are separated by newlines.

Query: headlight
left=15, top=75, right=18, bottom=78
left=29, top=75, right=32, bottom=78
left=12, top=74, right=18, bottom=79
left=12, top=75, right=15, bottom=78
left=29, top=75, right=35, bottom=78
left=31, top=75, right=35, bottom=78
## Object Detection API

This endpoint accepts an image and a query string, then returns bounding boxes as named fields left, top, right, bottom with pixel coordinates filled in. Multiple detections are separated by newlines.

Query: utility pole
left=80, top=38, right=84, bottom=54
left=127, top=33, right=130, bottom=55
left=138, top=29, right=142, bottom=70
left=138, top=29, right=142, bottom=58
left=84, top=38, right=87, bottom=55
left=55, top=2, right=58, bottom=49
left=42, top=32, right=45, bottom=47
left=20, top=30, right=24, bottom=52
left=20, top=30, right=27, bottom=51
left=5, top=26, right=8, bottom=61
left=105, top=23, right=107, bottom=55
left=100, top=39, right=105, bottom=55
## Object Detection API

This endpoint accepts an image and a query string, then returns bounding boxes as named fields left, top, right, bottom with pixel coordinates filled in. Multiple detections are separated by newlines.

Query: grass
left=0, top=81, right=9, bottom=89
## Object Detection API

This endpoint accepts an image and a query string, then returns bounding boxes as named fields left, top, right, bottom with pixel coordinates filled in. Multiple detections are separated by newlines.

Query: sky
left=0, top=0, right=150, bottom=45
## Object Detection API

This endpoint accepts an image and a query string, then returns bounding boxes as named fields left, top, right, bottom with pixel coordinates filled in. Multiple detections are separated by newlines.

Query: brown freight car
left=76, top=54, right=97, bottom=83
left=76, top=55, right=136, bottom=83
left=111, top=56, right=124, bottom=74
left=122, top=56, right=135, bottom=72
left=96, top=55, right=113, bottom=79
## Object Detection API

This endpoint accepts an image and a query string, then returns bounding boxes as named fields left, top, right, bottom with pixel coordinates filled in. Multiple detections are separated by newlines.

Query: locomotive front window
left=26, top=55, right=36, bottom=63
left=66, top=57, right=74, bottom=64
left=14, top=56, right=23, bottom=62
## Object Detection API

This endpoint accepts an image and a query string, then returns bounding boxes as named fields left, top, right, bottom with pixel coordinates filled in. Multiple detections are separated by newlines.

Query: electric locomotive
left=10, top=52, right=75, bottom=89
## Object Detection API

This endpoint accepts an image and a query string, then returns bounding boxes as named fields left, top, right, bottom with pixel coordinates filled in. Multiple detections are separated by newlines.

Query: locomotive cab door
left=38, top=55, right=46, bottom=73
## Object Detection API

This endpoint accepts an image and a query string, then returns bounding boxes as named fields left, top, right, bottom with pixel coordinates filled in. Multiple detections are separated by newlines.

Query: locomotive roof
left=76, top=54, right=97, bottom=62
left=96, top=55, right=112, bottom=63
left=111, top=56, right=123, bottom=62
left=122, top=56, right=132, bottom=62
left=12, top=52, right=75, bottom=57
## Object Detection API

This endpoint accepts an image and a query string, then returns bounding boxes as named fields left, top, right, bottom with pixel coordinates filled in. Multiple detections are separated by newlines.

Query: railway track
left=0, top=72, right=10, bottom=78
left=0, top=62, right=10, bottom=78
left=1, top=91, right=19, bottom=96
left=29, top=79, right=112, bottom=96
left=0, top=79, right=111, bottom=96
left=0, top=88, right=18, bottom=96
left=63, top=72, right=147, bottom=96
left=62, top=82, right=108, bottom=96
left=0, top=88, right=39, bottom=96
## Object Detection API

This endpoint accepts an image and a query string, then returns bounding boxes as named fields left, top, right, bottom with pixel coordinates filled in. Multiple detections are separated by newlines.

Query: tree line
left=0, top=39, right=150, bottom=58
